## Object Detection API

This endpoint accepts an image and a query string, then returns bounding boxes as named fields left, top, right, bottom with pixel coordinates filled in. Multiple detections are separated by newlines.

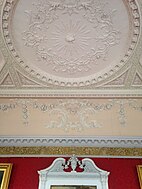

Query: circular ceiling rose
left=2, top=0, right=140, bottom=86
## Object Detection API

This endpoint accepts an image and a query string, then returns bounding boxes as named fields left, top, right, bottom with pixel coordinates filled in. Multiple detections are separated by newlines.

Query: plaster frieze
left=0, top=99, right=142, bottom=131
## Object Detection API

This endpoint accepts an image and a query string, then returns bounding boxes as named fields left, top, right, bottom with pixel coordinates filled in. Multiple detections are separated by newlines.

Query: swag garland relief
left=0, top=99, right=142, bottom=132
left=0, top=0, right=141, bottom=88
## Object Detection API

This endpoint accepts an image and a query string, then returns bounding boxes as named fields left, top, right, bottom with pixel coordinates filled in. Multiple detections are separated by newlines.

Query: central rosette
left=50, top=19, right=91, bottom=60
left=65, top=33, right=75, bottom=43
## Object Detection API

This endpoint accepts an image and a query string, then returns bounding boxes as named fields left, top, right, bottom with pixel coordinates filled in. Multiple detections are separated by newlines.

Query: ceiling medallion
left=2, top=0, right=140, bottom=87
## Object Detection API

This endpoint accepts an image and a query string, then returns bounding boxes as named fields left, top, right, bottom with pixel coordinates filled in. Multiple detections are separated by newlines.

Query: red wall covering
left=0, top=157, right=142, bottom=189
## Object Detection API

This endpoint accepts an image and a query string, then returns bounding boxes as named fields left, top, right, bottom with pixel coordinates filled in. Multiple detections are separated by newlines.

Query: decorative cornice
left=0, top=89, right=142, bottom=97
left=0, top=136, right=142, bottom=148
left=0, top=146, right=142, bottom=157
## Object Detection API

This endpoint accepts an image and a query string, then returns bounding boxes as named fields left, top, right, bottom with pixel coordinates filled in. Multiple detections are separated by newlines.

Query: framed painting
left=137, top=165, right=142, bottom=189
left=0, top=163, right=12, bottom=189
left=51, top=186, right=97, bottom=189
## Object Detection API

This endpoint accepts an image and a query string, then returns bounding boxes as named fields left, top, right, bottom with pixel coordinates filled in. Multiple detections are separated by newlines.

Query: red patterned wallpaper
left=0, top=157, right=141, bottom=189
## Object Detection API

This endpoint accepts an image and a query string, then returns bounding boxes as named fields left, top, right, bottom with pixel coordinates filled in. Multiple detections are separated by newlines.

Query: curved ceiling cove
left=2, top=0, right=140, bottom=87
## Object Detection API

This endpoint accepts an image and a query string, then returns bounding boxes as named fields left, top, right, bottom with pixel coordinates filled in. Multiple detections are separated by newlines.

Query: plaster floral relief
left=0, top=99, right=142, bottom=135
left=21, top=0, right=120, bottom=76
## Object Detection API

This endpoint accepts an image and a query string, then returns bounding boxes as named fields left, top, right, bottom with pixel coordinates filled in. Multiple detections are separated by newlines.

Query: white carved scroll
left=38, top=155, right=110, bottom=189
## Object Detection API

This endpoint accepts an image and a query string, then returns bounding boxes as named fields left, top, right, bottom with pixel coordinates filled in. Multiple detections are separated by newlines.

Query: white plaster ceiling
left=0, top=0, right=142, bottom=97
left=1, top=0, right=142, bottom=151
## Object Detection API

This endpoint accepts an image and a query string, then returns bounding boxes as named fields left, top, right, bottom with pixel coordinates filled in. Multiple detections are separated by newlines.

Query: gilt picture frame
left=137, top=165, right=142, bottom=189
left=0, top=163, right=12, bottom=189
left=51, top=186, right=97, bottom=189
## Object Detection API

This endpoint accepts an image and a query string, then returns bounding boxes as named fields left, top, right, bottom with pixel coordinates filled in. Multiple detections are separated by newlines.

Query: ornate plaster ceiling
left=0, top=0, right=142, bottom=97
